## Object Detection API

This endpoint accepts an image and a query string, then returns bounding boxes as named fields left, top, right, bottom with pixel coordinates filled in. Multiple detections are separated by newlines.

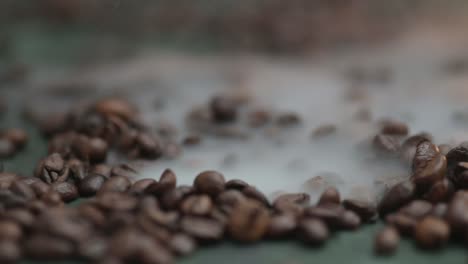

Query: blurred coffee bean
left=311, top=124, right=337, bottom=139
left=169, top=233, right=197, bottom=256
left=9, top=180, right=35, bottom=200
left=399, top=200, right=432, bottom=220
left=225, top=179, right=248, bottom=190
left=182, top=134, right=202, bottom=146
left=135, top=132, right=163, bottom=159
left=411, top=141, right=446, bottom=188
left=51, top=181, right=79, bottom=202
left=374, top=226, right=399, bottom=255
left=180, top=216, right=224, bottom=241
left=2, top=128, right=28, bottom=149
left=24, top=235, right=75, bottom=260
left=298, top=218, right=329, bottom=246
left=0, top=172, right=17, bottom=189
left=180, top=194, right=213, bottom=216
left=79, top=174, right=107, bottom=197
left=304, top=205, right=344, bottom=228
left=0, top=139, right=15, bottom=158
left=194, top=171, right=225, bottom=196
left=67, top=159, right=87, bottom=182
left=99, top=176, right=131, bottom=193
left=373, top=134, right=400, bottom=155
left=0, top=240, right=21, bottom=263
left=0, top=220, right=22, bottom=241
left=423, top=178, right=454, bottom=203
left=129, top=178, right=156, bottom=195
left=380, top=120, right=409, bottom=136
left=96, top=192, right=137, bottom=211
left=446, top=142, right=468, bottom=188
left=276, top=112, right=301, bottom=127
left=210, top=96, right=238, bottom=123
left=94, top=98, right=137, bottom=121
left=35, top=153, right=68, bottom=184
left=146, top=169, right=177, bottom=196
left=248, top=109, right=271, bottom=128
left=267, top=213, right=297, bottom=238
left=400, top=134, right=433, bottom=165
left=339, top=210, right=361, bottom=230
left=385, top=213, right=417, bottom=236
left=242, top=186, right=269, bottom=206
left=160, top=186, right=194, bottom=210
left=4, top=208, right=34, bottom=228
left=41, top=190, right=64, bottom=207
left=317, top=187, right=340, bottom=206
left=91, top=164, right=112, bottom=178
left=273, top=193, right=309, bottom=216
left=343, top=199, right=377, bottom=222
left=228, top=199, right=270, bottom=242
left=446, top=191, right=468, bottom=234
left=429, top=203, right=448, bottom=219
left=414, top=217, right=450, bottom=249
left=378, top=180, right=415, bottom=216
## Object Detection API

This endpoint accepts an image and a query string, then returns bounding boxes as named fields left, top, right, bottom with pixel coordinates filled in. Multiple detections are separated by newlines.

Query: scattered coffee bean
left=411, top=141, right=446, bottom=188
left=380, top=120, right=409, bottom=136
left=169, top=233, right=197, bottom=256
left=378, top=180, right=415, bottom=216
left=0, top=139, right=15, bottom=158
left=228, top=199, right=271, bottom=242
left=181, top=195, right=213, bottom=216
left=375, top=226, right=399, bottom=255
left=423, top=178, right=454, bottom=203
left=79, top=174, right=108, bottom=197
left=385, top=213, right=417, bottom=236
left=181, top=216, right=224, bottom=241
left=318, top=187, right=340, bottom=206
left=343, top=199, right=377, bottom=222
left=51, top=181, right=79, bottom=202
left=414, top=217, right=450, bottom=249
left=129, top=178, right=156, bottom=195
left=183, top=134, right=202, bottom=146
left=248, top=109, right=271, bottom=128
left=194, top=170, right=225, bottom=196
left=210, top=95, right=238, bottom=123
left=225, top=179, right=248, bottom=190
left=267, top=213, right=297, bottom=238
left=242, top=186, right=269, bottom=206
left=299, top=218, right=329, bottom=246
left=446, top=142, right=468, bottom=188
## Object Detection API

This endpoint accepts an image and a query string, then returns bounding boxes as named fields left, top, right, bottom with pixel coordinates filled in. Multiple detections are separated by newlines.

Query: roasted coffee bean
left=317, top=187, right=340, bottom=206
left=399, top=200, right=432, bottom=220
left=242, top=186, right=269, bottom=206
left=78, top=236, right=108, bottom=261
left=66, top=159, right=87, bottom=182
left=94, top=98, right=137, bottom=121
left=267, top=214, right=297, bottom=238
left=2, top=128, right=28, bottom=149
left=339, top=210, right=361, bottom=230
left=423, top=178, right=454, bottom=203
left=4, top=208, right=34, bottom=228
left=146, top=169, right=177, bottom=196
left=41, top=190, right=64, bottom=207
left=385, top=213, right=417, bottom=236
left=429, top=203, right=447, bottom=219
left=194, top=170, right=225, bottom=196
left=35, top=153, right=68, bottom=183
left=210, top=96, right=237, bottom=123
left=446, top=142, right=468, bottom=188
left=25, top=235, right=75, bottom=260
left=51, top=181, right=79, bottom=202
left=400, top=133, right=433, bottom=165
left=129, top=178, right=156, bottom=195
left=111, top=164, right=138, bottom=179
left=137, top=214, right=173, bottom=241
left=446, top=191, right=468, bottom=233
left=0, top=240, right=21, bottom=263
left=380, top=120, right=409, bottom=136
left=0, top=139, right=15, bottom=158
left=276, top=112, right=301, bottom=127
left=96, top=192, right=138, bottom=211
left=91, top=164, right=112, bottom=178
left=298, top=218, right=329, bottom=246
left=99, top=176, right=131, bottom=193
left=414, top=217, right=450, bottom=249
left=9, top=180, right=35, bottom=200
left=134, top=132, right=163, bottom=159
left=228, top=199, right=270, bottom=242
left=225, top=179, right=249, bottom=190
left=181, top=195, right=213, bottom=216
left=181, top=216, right=224, bottom=241
left=169, top=233, right=197, bottom=256
left=304, top=205, right=344, bottom=228
left=373, top=134, right=400, bottom=155
left=0, top=190, right=27, bottom=208
left=73, top=136, right=108, bottom=164
left=411, top=141, right=446, bottom=188
left=273, top=193, right=309, bottom=216
left=374, top=226, right=399, bottom=255
left=343, top=199, right=377, bottom=222
left=217, top=189, right=247, bottom=211
left=182, top=134, right=202, bottom=146
left=378, top=180, right=415, bottom=216
left=0, top=172, right=17, bottom=189
left=160, top=186, right=194, bottom=210
left=0, top=220, right=22, bottom=241
left=78, top=204, right=106, bottom=228
left=79, top=174, right=107, bottom=197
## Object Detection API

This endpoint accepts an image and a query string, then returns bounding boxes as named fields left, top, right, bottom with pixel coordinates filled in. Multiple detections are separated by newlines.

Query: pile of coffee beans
left=0, top=128, right=28, bottom=159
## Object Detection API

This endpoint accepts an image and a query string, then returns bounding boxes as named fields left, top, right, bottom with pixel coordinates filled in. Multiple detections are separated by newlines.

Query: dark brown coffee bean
left=35, top=153, right=68, bottom=183
left=194, top=170, right=225, bottom=196
left=181, top=194, right=213, bottom=216
left=96, top=192, right=138, bottom=211
left=0, top=220, right=22, bottom=241
left=88, top=138, right=108, bottom=163
left=414, top=217, right=450, bottom=249
left=339, top=210, right=361, bottom=230
left=160, top=186, right=194, bottom=210
left=399, top=200, right=432, bottom=220
left=267, top=214, right=297, bottom=238
left=157, top=169, right=177, bottom=194
left=94, top=98, right=137, bottom=121
left=9, top=180, right=35, bottom=200
left=0, top=139, right=15, bottom=158
left=374, top=226, right=399, bottom=255
left=0, top=240, right=21, bottom=263
left=299, top=218, right=329, bottom=245
left=400, top=133, right=433, bottom=165
left=66, top=159, right=87, bottom=182
left=2, top=128, right=28, bottom=149
left=79, top=174, right=107, bottom=197
left=317, top=187, right=340, bottom=206
left=412, top=141, right=446, bottom=188
left=129, top=178, right=156, bottom=195
left=210, top=96, right=237, bottom=123
left=111, top=163, right=139, bottom=179
left=225, top=179, right=249, bottom=190
left=78, top=236, right=108, bottom=261
left=4, top=208, right=34, bottom=228
left=380, top=120, right=408, bottom=136
left=429, top=203, right=447, bottom=219
left=423, top=178, right=454, bottom=203
left=91, top=164, right=112, bottom=178
left=242, top=186, right=269, bottom=206
left=99, top=176, right=131, bottom=193
left=276, top=112, right=301, bottom=127
left=446, top=191, right=468, bottom=233
left=385, top=213, right=417, bottom=236
left=304, top=205, right=344, bottom=228
left=41, top=190, right=64, bottom=207
left=135, top=132, right=163, bottom=159
left=273, top=193, right=309, bottom=216
left=216, top=190, right=247, bottom=214
left=25, top=235, right=75, bottom=260
left=343, top=199, right=377, bottom=222
left=378, top=180, right=415, bottom=216
left=446, top=142, right=468, bottom=188
left=0, top=172, right=17, bottom=189
left=78, top=204, right=106, bottom=228
left=373, top=134, right=400, bottom=155
left=180, top=216, right=224, bottom=241
left=51, top=181, right=79, bottom=202
left=228, top=199, right=271, bottom=242
left=169, top=233, right=197, bottom=256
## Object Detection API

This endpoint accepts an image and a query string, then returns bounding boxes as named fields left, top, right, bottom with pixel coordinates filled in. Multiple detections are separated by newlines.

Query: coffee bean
left=35, top=153, right=68, bottom=183
left=374, top=226, right=399, bottom=255
left=216, top=190, right=247, bottom=211
left=242, top=186, right=269, bottom=206
left=91, top=164, right=112, bottom=178
left=99, top=176, right=131, bottom=193
left=88, top=137, right=108, bottom=164
left=194, top=171, right=225, bottom=196
left=0, top=220, right=22, bottom=241
left=2, top=128, right=28, bottom=149
left=339, top=210, right=361, bottom=230
left=9, top=180, right=35, bottom=200
left=160, top=186, right=194, bottom=210
left=0, top=139, right=15, bottom=158
left=248, top=109, right=271, bottom=128
left=414, top=217, right=450, bottom=249
left=446, top=191, right=468, bottom=234
left=0, top=172, right=17, bottom=189
left=273, top=193, right=309, bottom=216
left=225, top=179, right=249, bottom=190
left=429, top=203, right=447, bottom=219
left=276, top=112, right=301, bottom=127
left=423, top=178, right=454, bottom=203
left=96, top=192, right=138, bottom=211
left=78, top=236, right=108, bottom=261
left=0, top=240, right=21, bottom=263
left=182, top=134, right=202, bottom=146
left=38, top=113, right=68, bottom=137
left=136, top=215, right=172, bottom=241
left=169, top=233, right=197, bottom=256
left=51, top=182, right=79, bottom=202
left=25, top=235, right=75, bottom=260
left=317, top=187, right=340, bottom=206
left=134, top=132, right=163, bottom=160
left=267, top=214, right=297, bottom=238
left=399, top=200, right=432, bottom=220
left=311, top=124, right=337, bottom=139
left=304, top=205, right=344, bottom=228
left=79, top=174, right=107, bottom=197
left=298, top=218, right=329, bottom=246
left=385, top=213, right=417, bottom=236
left=94, top=98, right=137, bottom=121
left=400, top=134, right=433, bottom=165
left=343, top=199, right=377, bottom=222
left=129, top=178, right=156, bottom=195
left=373, top=134, right=400, bottom=155
left=181, top=216, right=224, bottom=241
left=378, top=180, right=415, bottom=216
left=149, top=169, right=177, bottom=195
left=4, top=208, right=34, bottom=228
left=228, top=199, right=270, bottom=242
left=380, top=120, right=409, bottom=136
left=210, top=96, right=237, bottom=123
left=41, top=190, right=64, bottom=207
left=446, top=142, right=468, bottom=188
left=66, top=159, right=87, bottom=182
left=411, top=141, right=446, bottom=188
left=78, top=204, right=106, bottom=228
left=111, top=164, right=138, bottom=179
left=181, top=195, right=213, bottom=216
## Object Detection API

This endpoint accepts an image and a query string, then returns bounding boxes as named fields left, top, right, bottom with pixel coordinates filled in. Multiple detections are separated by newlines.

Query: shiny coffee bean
left=378, top=180, right=415, bottom=216
left=146, top=169, right=177, bottom=196
left=343, top=199, right=377, bottom=222
left=194, top=171, right=225, bottom=196
left=180, top=195, right=213, bottom=216
left=180, top=216, right=224, bottom=241
left=135, top=132, right=163, bottom=159
left=228, top=199, right=271, bottom=242
left=79, top=174, right=107, bottom=197
left=99, top=176, right=131, bottom=193
left=267, top=214, right=297, bottom=238
left=51, top=181, right=79, bottom=202
left=216, top=190, right=247, bottom=211
left=446, top=142, right=468, bottom=188
left=35, top=153, right=68, bottom=184
left=304, top=205, right=344, bottom=228
left=273, top=193, right=310, bottom=216
left=374, top=226, right=400, bottom=255
left=414, top=217, right=450, bottom=249
left=400, top=133, right=433, bottom=165
left=317, top=187, right=340, bottom=206
left=423, top=178, right=454, bottom=203
left=380, top=120, right=409, bottom=136
left=411, top=141, right=446, bottom=188
left=299, top=218, right=329, bottom=246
